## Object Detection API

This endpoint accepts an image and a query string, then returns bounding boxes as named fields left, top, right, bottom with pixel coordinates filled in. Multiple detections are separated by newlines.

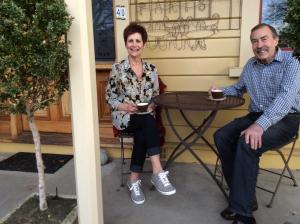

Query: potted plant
left=0, top=0, right=72, bottom=211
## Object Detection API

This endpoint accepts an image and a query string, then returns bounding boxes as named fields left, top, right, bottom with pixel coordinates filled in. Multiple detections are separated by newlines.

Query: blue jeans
left=214, top=112, right=299, bottom=217
left=124, top=114, right=161, bottom=173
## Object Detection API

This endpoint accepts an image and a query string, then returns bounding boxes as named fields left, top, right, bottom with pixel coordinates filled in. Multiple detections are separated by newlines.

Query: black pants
left=214, top=113, right=299, bottom=217
left=123, top=114, right=161, bottom=173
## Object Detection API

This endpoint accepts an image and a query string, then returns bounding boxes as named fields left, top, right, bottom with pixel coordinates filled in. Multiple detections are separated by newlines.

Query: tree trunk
left=26, top=107, right=48, bottom=211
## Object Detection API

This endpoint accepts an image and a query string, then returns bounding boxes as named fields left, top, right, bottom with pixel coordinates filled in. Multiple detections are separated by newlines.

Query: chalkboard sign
left=92, top=0, right=115, bottom=61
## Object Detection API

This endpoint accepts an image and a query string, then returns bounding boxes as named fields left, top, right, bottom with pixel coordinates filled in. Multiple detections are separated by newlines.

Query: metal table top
left=154, top=91, right=245, bottom=111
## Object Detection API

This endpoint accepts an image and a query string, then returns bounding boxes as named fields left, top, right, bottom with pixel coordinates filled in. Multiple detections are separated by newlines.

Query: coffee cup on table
left=137, top=102, right=149, bottom=112
left=211, top=89, right=224, bottom=99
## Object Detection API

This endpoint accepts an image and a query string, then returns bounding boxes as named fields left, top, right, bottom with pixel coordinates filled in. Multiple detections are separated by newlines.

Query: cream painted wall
left=127, top=0, right=253, bottom=144
left=114, top=0, right=130, bottom=62
left=112, top=1, right=300, bottom=163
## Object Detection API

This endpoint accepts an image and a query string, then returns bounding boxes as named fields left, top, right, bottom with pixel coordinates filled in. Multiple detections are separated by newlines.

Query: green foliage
left=280, top=0, right=300, bottom=60
left=0, top=0, right=72, bottom=114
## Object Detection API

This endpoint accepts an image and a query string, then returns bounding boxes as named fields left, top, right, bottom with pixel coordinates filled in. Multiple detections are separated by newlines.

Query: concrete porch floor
left=0, top=154, right=300, bottom=224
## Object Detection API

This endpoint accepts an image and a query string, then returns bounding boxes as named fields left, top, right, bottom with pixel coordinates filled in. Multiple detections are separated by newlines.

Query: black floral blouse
left=105, top=58, right=160, bottom=130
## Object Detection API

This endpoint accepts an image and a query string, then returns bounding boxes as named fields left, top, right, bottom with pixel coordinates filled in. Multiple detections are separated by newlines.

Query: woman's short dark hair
left=123, top=23, right=148, bottom=44
left=251, top=23, right=279, bottom=38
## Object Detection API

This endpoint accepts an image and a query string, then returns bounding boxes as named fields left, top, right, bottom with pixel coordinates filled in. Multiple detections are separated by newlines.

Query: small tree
left=280, top=0, right=300, bottom=59
left=0, top=0, right=72, bottom=211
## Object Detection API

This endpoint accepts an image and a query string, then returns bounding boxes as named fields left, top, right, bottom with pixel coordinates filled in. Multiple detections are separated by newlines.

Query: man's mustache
left=255, top=47, right=268, bottom=53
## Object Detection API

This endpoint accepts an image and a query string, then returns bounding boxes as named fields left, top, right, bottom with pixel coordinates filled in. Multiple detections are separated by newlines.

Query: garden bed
left=1, top=195, right=77, bottom=224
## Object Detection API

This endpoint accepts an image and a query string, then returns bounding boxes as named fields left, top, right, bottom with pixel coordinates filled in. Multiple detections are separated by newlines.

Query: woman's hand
left=147, top=102, right=157, bottom=112
left=127, top=103, right=138, bottom=113
left=118, top=103, right=137, bottom=113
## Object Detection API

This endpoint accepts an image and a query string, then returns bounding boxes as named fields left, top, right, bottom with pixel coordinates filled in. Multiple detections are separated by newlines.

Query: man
left=211, top=23, right=300, bottom=224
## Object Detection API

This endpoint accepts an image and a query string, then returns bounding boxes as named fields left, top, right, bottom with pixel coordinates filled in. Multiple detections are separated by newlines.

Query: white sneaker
left=151, top=171, right=176, bottom=195
left=127, top=179, right=145, bottom=204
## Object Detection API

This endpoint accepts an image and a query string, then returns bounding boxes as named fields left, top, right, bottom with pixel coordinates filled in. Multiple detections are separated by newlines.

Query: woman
left=106, top=23, right=176, bottom=204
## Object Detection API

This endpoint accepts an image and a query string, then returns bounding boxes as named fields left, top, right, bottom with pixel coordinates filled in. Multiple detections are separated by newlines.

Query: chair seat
left=116, top=130, right=134, bottom=138
left=113, top=126, right=133, bottom=137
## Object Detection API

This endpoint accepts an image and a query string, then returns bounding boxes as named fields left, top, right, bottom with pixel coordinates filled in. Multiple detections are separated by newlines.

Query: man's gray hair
left=251, top=23, right=279, bottom=38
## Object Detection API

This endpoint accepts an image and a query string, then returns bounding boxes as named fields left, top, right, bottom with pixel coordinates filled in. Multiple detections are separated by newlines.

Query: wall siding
left=128, top=0, right=300, bottom=162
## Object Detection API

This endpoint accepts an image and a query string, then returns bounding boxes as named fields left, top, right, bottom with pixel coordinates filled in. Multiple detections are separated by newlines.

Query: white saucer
left=208, top=96, right=226, bottom=101
left=135, top=111, right=151, bottom=115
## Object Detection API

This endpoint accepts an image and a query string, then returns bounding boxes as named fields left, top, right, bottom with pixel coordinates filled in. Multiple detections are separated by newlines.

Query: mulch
left=0, top=152, right=73, bottom=174
left=2, top=195, right=76, bottom=224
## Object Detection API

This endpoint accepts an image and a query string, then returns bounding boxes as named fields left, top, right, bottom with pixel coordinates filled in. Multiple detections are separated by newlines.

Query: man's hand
left=240, top=123, right=264, bottom=150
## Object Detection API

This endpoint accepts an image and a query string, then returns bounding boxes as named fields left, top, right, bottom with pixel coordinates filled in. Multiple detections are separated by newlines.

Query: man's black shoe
left=232, top=220, right=256, bottom=224
left=252, top=198, right=258, bottom=211
left=232, top=215, right=256, bottom=224
left=221, top=202, right=258, bottom=221
left=252, top=203, right=258, bottom=211
left=221, top=208, right=236, bottom=220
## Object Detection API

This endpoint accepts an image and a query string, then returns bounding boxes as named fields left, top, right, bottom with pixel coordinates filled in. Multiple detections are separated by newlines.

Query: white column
left=238, top=0, right=261, bottom=67
left=65, top=0, right=103, bottom=223
left=229, top=0, right=261, bottom=77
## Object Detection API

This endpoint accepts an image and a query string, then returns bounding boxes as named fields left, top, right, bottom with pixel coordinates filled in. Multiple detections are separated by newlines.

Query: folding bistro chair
left=113, top=77, right=167, bottom=187
left=214, top=129, right=299, bottom=208
left=113, top=127, right=134, bottom=187
left=113, top=120, right=166, bottom=187
left=214, top=158, right=228, bottom=190
left=257, top=132, right=299, bottom=208
left=114, top=126, right=160, bottom=188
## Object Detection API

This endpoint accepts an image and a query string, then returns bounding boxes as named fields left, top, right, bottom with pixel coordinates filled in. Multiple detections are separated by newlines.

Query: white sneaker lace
left=129, top=180, right=142, bottom=196
left=158, top=171, right=171, bottom=187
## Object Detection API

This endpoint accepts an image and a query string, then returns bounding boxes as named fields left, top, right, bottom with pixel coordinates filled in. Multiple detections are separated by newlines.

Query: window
left=92, top=0, right=115, bottom=61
